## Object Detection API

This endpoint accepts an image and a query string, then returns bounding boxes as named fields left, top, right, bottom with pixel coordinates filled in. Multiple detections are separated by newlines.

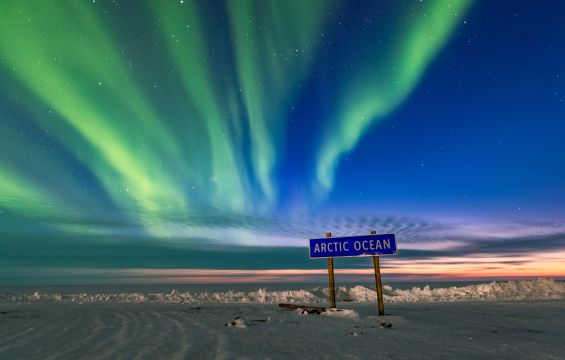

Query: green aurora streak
left=227, top=0, right=338, bottom=203
left=0, top=1, right=189, bottom=235
left=156, top=1, right=249, bottom=212
left=315, top=0, right=471, bottom=193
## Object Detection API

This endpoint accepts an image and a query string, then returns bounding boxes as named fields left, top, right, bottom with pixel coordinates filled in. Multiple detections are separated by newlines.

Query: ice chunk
left=226, top=316, right=247, bottom=329
left=321, top=308, right=359, bottom=319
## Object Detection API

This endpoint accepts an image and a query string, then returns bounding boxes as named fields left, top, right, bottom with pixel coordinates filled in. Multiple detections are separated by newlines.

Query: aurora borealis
left=1, top=0, right=565, bottom=284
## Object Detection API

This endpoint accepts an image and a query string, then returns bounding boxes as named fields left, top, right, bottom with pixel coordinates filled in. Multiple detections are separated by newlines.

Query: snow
left=321, top=308, right=359, bottom=319
left=1, top=278, right=563, bottom=304
left=0, top=300, right=563, bottom=359
left=0, top=279, right=564, bottom=358
left=0, top=279, right=563, bottom=358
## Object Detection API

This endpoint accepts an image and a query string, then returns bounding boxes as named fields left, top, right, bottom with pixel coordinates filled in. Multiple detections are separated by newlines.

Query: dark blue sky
left=288, top=0, right=565, bottom=214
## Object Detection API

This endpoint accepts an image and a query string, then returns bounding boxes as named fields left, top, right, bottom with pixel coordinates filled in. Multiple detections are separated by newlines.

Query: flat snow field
left=1, top=301, right=564, bottom=359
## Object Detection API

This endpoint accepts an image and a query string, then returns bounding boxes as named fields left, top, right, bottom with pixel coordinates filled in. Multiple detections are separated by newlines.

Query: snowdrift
left=1, top=278, right=564, bottom=304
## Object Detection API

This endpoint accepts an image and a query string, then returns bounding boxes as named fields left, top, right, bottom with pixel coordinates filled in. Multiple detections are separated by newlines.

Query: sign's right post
left=370, top=230, right=385, bottom=316
left=326, top=231, right=336, bottom=309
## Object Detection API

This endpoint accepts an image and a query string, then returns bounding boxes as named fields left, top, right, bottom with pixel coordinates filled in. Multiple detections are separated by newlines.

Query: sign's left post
left=326, top=232, right=336, bottom=308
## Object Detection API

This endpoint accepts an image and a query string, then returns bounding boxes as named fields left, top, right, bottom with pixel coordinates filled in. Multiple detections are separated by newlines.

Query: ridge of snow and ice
left=1, top=278, right=564, bottom=304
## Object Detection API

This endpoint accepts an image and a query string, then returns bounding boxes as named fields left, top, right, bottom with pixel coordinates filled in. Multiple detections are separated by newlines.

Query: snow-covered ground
left=1, top=301, right=564, bottom=359
left=1, top=279, right=564, bottom=359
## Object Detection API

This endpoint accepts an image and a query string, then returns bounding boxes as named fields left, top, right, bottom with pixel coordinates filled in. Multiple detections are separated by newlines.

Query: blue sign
left=309, top=234, right=397, bottom=258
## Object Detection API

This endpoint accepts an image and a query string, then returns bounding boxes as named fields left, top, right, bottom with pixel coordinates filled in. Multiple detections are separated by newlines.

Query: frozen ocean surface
left=1, top=279, right=564, bottom=359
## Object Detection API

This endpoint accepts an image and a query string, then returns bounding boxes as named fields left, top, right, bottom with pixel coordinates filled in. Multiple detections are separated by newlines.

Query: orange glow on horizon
left=116, top=251, right=565, bottom=283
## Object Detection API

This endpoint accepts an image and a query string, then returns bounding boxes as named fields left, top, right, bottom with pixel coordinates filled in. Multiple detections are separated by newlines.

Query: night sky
left=1, top=0, right=564, bottom=284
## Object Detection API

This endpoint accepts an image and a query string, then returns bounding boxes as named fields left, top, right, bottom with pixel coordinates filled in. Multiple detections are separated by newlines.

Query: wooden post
left=371, top=230, right=385, bottom=316
left=326, top=232, right=336, bottom=309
